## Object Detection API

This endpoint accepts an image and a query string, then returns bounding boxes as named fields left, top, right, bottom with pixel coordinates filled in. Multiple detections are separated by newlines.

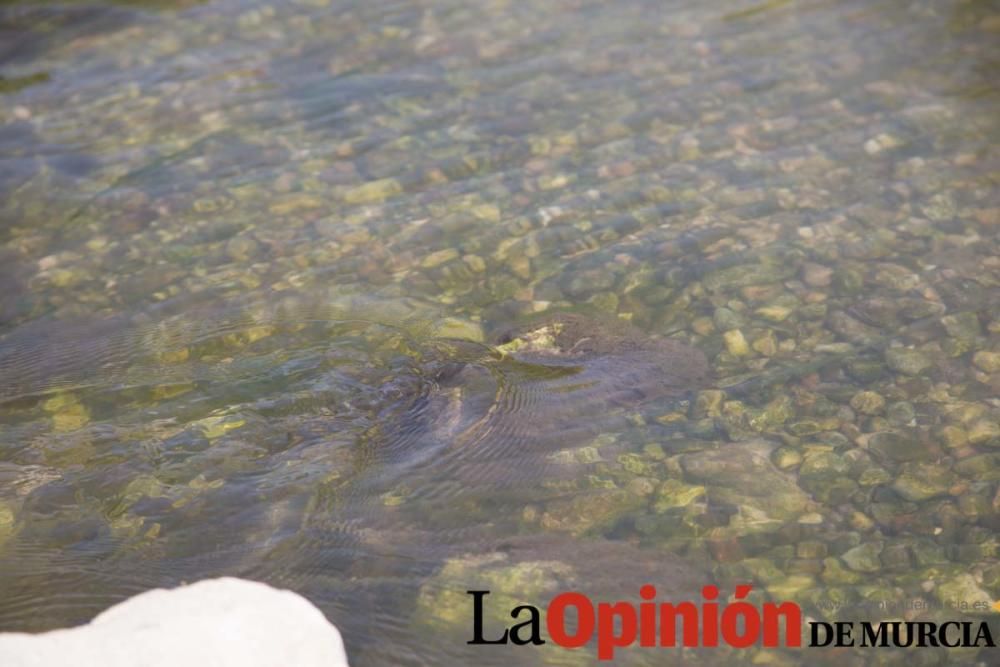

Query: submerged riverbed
left=1, top=0, right=998, bottom=664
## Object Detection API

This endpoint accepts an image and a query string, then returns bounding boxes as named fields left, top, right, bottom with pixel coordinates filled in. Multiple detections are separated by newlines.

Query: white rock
left=0, top=577, right=349, bottom=667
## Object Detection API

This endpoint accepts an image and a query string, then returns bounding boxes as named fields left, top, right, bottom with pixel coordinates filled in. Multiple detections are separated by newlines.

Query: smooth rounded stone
left=342, top=177, right=402, bottom=204
left=958, top=491, right=993, bottom=520
left=879, top=541, right=913, bottom=570
left=46, top=267, right=85, bottom=288
left=0, top=578, right=349, bottom=667
left=462, top=254, right=486, bottom=273
left=469, top=203, right=501, bottom=222
left=680, top=439, right=813, bottom=528
left=846, top=357, right=885, bottom=382
left=786, top=417, right=839, bottom=437
left=968, top=419, right=1000, bottom=447
left=869, top=497, right=920, bottom=530
left=713, top=307, right=744, bottom=331
left=225, top=236, right=260, bottom=262
left=885, top=401, right=915, bottom=426
left=941, top=312, right=982, bottom=341
left=827, top=311, right=881, bottom=343
left=877, top=265, right=923, bottom=294
left=43, top=393, right=90, bottom=432
left=751, top=330, right=778, bottom=356
left=755, top=305, right=792, bottom=323
left=815, top=431, right=863, bottom=452
left=771, top=446, right=803, bottom=470
left=798, top=451, right=850, bottom=479
left=941, top=401, right=991, bottom=426
left=867, top=430, right=937, bottom=463
left=851, top=297, right=904, bottom=329
left=857, top=465, right=892, bottom=487
left=702, top=262, right=794, bottom=292
left=799, top=303, right=827, bottom=321
left=798, top=474, right=858, bottom=506
left=935, top=425, right=968, bottom=449
left=837, top=405, right=858, bottom=428
left=507, top=255, right=532, bottom=280
left=432, top=318, right=484, bottom=342
left=910, top=540, right=949, bottom=567
left=840, top=541, right=884, bottom=573
left=890, top=463, right=956, bottom=502
left=801, top=262, right=833, bottom=287
left=723, top=329, right=751, bottom=357
left=849, top=511, right=876, bottom=532
left=832, top=266, right=865, bottom=295
left=933, top=574, right=997, bottom=615
left=864, top=133, right=903, bottom=155
left=850, top=391, right=886, bottom=415
left=652, top=478, right=706, bottom=513
left=760, top=396, right=795, bottom=428
left=420, top=248, right=460, bottom=269
left=897, top=296, right=946, bottom=321
left=972, top=350, right=1000, bottom=373
left=539, top=488, right=646, bottom=536
left=943, top=337, right=973, bottom=358
left=796, top=540, right=828, bottom=559
left=691, top=316, right=715, bottom=336
left=884, top=348, right=933, bottom=376
left=865, top=417, right=893, bottom=436
left=642, top=443, right=667, bottom=460
left=953, top=454, right=1000, bottom=480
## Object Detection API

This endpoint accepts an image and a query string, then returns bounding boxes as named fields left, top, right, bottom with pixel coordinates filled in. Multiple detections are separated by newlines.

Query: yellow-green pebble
left=723, top=329, right=751, bottom=356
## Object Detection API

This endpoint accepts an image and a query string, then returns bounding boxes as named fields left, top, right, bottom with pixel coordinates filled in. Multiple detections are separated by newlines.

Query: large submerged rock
left=370, top=311, right=710, bottom=485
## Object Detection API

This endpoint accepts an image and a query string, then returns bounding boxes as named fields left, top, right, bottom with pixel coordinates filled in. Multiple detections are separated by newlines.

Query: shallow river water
left=0, top=0, right=998, bottom=665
